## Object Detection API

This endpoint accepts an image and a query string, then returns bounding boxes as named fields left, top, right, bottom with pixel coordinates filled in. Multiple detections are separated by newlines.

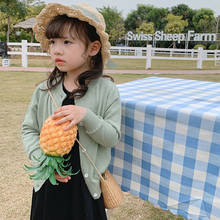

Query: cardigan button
left=84, top=173, right=88, bottom=178
left=81, top=148, right=86, bottom=153
left=93, top=193, right=98, bottom=198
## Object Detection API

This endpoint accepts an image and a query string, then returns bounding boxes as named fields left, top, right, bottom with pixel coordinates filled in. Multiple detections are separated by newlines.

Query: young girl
left=21, top=3, right=121, bottom=220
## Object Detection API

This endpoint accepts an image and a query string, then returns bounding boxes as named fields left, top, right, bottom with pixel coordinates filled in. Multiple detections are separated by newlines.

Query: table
left=109, top=77, right=220, bottom=220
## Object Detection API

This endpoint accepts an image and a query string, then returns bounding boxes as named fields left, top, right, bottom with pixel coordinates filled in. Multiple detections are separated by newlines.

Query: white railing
left=8, top=41, right=48, bottom=67
left=215, top=50, right=220, bottom=66
left=6, top=40, right=220, bottom=69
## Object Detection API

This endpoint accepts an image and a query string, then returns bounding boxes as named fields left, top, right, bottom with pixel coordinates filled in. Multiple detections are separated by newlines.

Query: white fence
left=6, top=40, right=220, bottom=69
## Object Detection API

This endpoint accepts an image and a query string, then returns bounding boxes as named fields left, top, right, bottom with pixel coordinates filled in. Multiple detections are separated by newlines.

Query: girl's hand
left=55, top=171, right=71, bottom=183
left=52, top=105, right=87, bottom=130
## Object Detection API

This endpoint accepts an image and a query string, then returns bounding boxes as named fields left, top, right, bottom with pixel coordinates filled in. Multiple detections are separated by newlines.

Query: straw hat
left=33, top=3, right=111, bottom=64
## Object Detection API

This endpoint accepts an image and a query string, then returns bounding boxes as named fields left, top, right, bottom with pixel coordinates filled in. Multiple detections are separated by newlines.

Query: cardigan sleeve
left=21, top=86, right=46, bottom=164
left=81, top=82, right=121, bottom=147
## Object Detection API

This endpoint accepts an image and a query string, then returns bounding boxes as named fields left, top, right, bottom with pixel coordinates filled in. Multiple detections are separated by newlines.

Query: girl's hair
left=44, top=14, right=111, bottom=98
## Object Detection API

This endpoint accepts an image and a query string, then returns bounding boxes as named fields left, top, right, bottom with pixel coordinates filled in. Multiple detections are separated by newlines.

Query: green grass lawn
left=1, top=71, right=220, bottom=102
left=109, top=59, right=220, bottom=70
left=3, top=56, right=220, bottom=70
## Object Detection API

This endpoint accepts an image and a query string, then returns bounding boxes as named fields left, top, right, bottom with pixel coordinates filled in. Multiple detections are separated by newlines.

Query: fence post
left=22, top=40, right=28, bottom=67
left=146, top=45, right=152, bottom=69
left=191, top=49, right=194, bottom=58
left=197, top=47, right=203, bottom=69
left=215, top=50, right=217, bottom=66
left=170, top=50, right=173, bottom=57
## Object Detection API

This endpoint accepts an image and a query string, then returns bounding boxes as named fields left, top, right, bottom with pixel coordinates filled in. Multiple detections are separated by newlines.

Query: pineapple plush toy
left=25, top=116, right=78, bottom=185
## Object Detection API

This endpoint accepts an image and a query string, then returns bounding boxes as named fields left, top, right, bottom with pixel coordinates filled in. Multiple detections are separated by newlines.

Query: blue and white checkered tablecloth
left=109, top=77, right=220, bottom=220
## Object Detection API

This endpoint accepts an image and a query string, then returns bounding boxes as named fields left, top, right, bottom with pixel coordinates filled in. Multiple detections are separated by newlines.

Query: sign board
left=126, top=30, right=217, bottom=43
left=2, top=58, right=10, bottom=67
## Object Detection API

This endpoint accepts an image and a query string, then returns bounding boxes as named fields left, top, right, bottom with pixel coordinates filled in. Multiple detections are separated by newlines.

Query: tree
left=171, top=4, right=196, bottom=31
left=147, top=7, right=169, bottom=31
left=124, top=4, right=169, bottom=32
left=136, top=22, right=154, bottom=45
left=26, top=0, right=45, bottom=18
left=124, top=4, right=154, bottom=31
left=165, top=14, right=188, bottom=48
left=0, top=11, right=8, bottom=41
left=99, top=6, right=125, bottom=45
left=192, top=9, right=215, bottom=33
left=216, top=16, right=220, bottom=48
left=0, top=0, right=27, bottom=42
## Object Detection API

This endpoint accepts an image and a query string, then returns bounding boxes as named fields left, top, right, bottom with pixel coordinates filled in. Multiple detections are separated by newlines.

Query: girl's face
left=49, top=31, right=89, bottom=76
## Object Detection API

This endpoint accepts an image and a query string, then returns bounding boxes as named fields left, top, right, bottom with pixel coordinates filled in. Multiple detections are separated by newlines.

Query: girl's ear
left=88, top=40, right=101, bottom=56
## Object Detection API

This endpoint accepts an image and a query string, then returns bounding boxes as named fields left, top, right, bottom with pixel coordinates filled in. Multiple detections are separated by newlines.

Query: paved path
left=1, top=66, right=220, bottom=74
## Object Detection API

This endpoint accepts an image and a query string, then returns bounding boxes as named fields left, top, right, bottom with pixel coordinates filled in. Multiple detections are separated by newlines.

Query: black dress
left=30, top=85, right=107, bottom=220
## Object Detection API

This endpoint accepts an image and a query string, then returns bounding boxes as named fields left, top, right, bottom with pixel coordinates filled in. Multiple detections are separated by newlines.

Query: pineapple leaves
left=30, top=167, right=49, bottom=180
left=49, top=172, right=58, bottom=185
left=24, top=155, right=77, bottom=185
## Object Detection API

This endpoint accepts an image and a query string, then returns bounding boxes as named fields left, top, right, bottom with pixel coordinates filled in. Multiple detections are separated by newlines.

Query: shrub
left=208, top=44, right=217, bottom=50
left=194, top=44, right=206, bottom=49
left=0, top=32, right=6, bottom=42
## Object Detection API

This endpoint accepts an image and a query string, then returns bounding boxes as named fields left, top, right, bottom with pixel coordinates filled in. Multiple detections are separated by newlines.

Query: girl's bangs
left=45, top=15, right=99, bottom=46
left=45, top=16, right=79, bottom=39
